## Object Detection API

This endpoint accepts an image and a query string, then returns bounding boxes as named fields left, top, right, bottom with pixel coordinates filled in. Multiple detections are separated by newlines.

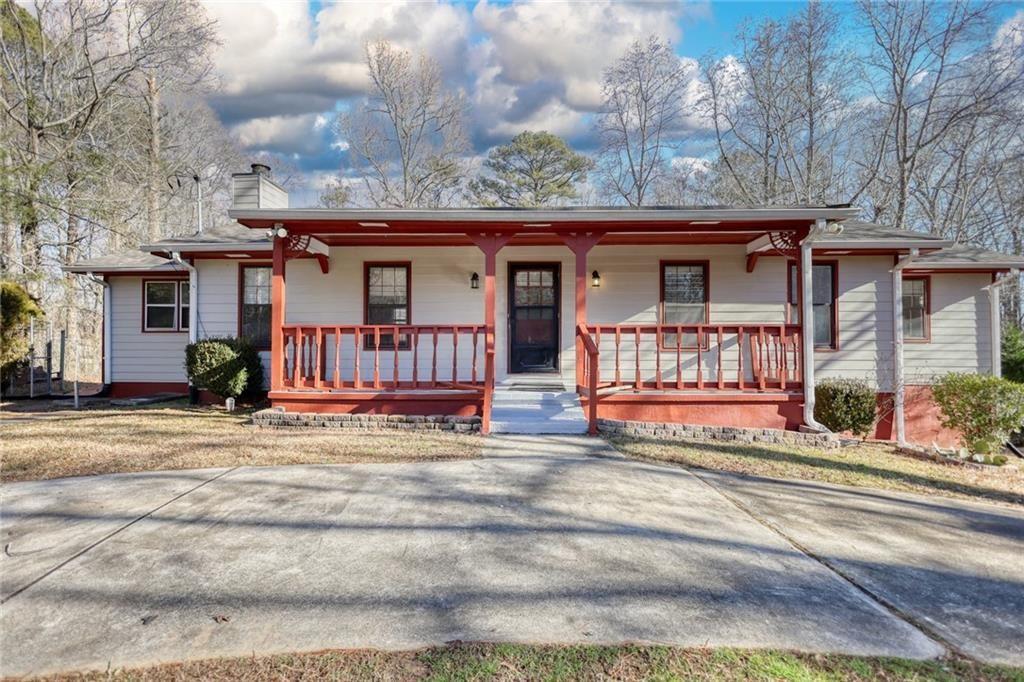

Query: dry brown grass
left=0, top=403, right=481, bottom=483
left=610, top=436, right=1024, bottom=508
left=29, top=643, right=1023, bottom=681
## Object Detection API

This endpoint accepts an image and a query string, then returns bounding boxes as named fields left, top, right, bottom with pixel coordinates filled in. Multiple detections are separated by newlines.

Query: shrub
left=932, top=373, right=1024, bottom=454
left=1, top=281, right=43, bottom=372
left=1002, top=326, right=1024, bottom=384
left=185, top=337, right=263, bottom=400
left=815, top=377, right=877, bottom=436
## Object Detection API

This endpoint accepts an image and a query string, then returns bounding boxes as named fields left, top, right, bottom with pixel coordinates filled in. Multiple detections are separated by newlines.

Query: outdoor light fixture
left=470, top=272, right=480, bottom=289
left=266, top=224, right=288, bottom=239
left=592, top=270, right=601, bottom=288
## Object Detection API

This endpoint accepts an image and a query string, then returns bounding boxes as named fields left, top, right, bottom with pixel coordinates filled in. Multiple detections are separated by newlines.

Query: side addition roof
left=63, top=250, right=183, bottom=275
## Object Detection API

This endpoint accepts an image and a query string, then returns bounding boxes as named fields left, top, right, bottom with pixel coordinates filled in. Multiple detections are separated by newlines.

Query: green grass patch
left=36, top=643, right=1024, bottom=681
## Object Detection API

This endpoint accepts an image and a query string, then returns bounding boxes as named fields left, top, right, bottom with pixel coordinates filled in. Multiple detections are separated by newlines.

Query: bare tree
left=341, top=40, right=467, bottom=208
left=855, top=0, right=1024, bottom=229
left=595, top=36, right=692, bottom=207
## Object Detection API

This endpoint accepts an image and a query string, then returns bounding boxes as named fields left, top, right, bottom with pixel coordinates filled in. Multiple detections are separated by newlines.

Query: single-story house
left=66, top=164, right=1024, bottom=445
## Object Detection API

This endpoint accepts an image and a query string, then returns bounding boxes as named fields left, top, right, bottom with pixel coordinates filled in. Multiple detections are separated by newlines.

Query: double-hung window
left=902, top=277, right=930, bottom=341
left=365, top=263, right=411, bottom=350
left=788, top=262, right=838, bottom=349
left=660, top=262, right=708, bottom=348
left=144, top=280, right=188, bottom=331
left=240, top=265, right=272, bottom=349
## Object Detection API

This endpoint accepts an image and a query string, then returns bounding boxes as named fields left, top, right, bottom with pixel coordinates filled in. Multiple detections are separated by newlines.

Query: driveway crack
left=687, top=467, right=963, bottom=660
left=2, top=466, right=240, bottom=604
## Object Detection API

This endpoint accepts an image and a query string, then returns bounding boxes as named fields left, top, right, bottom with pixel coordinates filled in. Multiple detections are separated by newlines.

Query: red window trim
left=786, top=260, right=840, bottom=351
left=238, top=262, right=273, bottom=350
left=141, top=278, right=188, bottom=333
left=658, top=260, right=710, bottom=350
left=902, top=275, right=931, bottom=343
left=363, top=261, right=412, bottom=351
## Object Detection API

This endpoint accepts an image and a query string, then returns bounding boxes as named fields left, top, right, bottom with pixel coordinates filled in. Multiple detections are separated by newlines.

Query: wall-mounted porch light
left=470, top=272, right=480, bottom=289
left=591, top=270, right=601, bottom=288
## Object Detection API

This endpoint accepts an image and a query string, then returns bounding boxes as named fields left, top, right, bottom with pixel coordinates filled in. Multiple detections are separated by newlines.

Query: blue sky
left=202, top=1, right=1022, bottom=203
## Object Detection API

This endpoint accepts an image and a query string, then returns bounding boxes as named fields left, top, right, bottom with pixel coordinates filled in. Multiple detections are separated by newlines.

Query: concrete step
left=489, top=388, right=589, bottom=435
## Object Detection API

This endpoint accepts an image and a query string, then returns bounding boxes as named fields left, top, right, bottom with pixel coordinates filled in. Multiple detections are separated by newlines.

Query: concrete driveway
left=1, top=435, right=1021, bottom=677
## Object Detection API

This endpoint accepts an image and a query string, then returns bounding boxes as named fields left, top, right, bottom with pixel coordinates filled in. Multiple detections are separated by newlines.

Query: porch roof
left=228, top=205, right=862, bottom=236
left=909, top=243, right=1024, bottom=271
left=63, top=250, right=183, bottom=275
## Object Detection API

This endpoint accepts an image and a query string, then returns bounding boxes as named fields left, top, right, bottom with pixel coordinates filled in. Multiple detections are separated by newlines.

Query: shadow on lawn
left=612, top=437, right=1024, bottom=508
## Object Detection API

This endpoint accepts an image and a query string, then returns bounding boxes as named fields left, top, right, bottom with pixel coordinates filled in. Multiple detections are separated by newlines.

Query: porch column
left=270, top=235, right=286, bottom=392
left=561, top=233, right=604, bottom=389
left=469, top=233, right=512, bottom=434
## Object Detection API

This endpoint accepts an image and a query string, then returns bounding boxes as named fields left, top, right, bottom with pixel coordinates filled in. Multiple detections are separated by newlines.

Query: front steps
left=490, top=377, right=589, bottom=434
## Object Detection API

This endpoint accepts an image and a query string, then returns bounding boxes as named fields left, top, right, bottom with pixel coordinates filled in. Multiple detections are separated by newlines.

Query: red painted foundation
left=586, top=393, right=804, bottom=431
left=108, top=382, right=189, bottom=398
left=872, top=386, right=961, bottom=448
left=270, top=391, right=482, bottom=416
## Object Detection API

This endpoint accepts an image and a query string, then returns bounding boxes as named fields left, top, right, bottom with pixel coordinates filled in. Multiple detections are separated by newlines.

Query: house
left=66, top=164, right=1024, bottom=446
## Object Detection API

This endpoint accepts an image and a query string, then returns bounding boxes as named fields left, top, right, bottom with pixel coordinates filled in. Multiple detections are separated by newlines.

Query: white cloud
left=232, top=113, right=326, bottom=155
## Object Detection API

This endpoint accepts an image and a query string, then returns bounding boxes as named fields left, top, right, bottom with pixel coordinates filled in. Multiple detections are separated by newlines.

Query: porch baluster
left=393, top=325, right=400, bottom=389
left=282, top=331, right=290, bottom=387
left=717, top=327, right=724, bottom=389
left=634, top=328, right=641, bottom=390
left=452, top=327, right=459, bottom=383
left=373, top=328, right=381, bottom=389
left=333, top=327, right=341, bottom=389
left=471, top=328, right=478, bottom=384
left=293, top=327, right=302, bottom=387
left=614, top=327, right=621, bottom=385
left=758, top=327, right=767, bottom=390
left=354, top=328, right=361, bottom=389
left=655, top=327, right=663, bottom=390
left=737, top=327, right=745, bottom=390
left=696, top=328, right=704, bottom=390
left=412, top=329, right=420, bottom=388
left=675, top=326, right=682, bottom=390
left=313, top=328, right=322, bottom=389
left=779, top=325, right=787, bottom=389
left=431, top=327, right=438, bottom=387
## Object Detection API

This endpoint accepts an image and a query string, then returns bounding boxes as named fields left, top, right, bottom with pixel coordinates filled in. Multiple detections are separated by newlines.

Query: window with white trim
left=902, top=277, right=929, bottom=341
left=144, top=281, right=183, bottom=331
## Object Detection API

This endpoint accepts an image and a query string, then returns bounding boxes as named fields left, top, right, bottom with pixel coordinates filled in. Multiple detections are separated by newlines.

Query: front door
left=508, top=263, right=560, bottom=373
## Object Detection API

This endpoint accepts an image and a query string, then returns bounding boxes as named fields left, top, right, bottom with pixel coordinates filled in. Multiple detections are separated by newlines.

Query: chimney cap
left=250, top=163, right=272, bottom=176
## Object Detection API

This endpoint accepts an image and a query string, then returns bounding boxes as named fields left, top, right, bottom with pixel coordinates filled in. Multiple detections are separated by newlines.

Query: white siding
left=904, top=273, right=991, bottom=383
left=109, top=276, right=188, bottom=382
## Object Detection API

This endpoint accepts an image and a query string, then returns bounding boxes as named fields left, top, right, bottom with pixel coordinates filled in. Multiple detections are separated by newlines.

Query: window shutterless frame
left=902, top=275, right=931, bottom=343
left=658, top=260, right=710, bottom=350
left=363, top=262, right=412, bottom=350
left=142, top=278, right=188, bottom=332
left=786, top=260, right=839, bottom=351
left=237, top=263, right=273, bottom=350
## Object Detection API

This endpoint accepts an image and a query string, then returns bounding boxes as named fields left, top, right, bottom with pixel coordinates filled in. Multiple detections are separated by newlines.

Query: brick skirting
left=598, top=418, right=838, bottom=449
left=251, top=408, right=482, bottom=432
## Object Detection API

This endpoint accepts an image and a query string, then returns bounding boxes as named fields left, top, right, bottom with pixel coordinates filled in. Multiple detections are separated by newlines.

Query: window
left=365, top=263, right=411, bottom=350
left=240, top=265, right=272, bottom=349
left=179, top=281, right=191, bottom=330
left=788, top=262, right=838, bottom=349
left=143, top=280, right=186, bottom=331
left=660, top=262, right=708, bottom=348
left=902, top=277, right=930, bottom=341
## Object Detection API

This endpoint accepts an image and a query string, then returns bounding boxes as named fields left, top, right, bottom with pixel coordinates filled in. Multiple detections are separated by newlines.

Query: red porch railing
left=578, top=323, right=802, bottom=392
left=279, top=324, right=487, bottom=391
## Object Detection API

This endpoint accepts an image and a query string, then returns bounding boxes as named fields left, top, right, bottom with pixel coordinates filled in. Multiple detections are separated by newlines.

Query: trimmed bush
left=1, top=281, right=43, bottom=373
left=185, top=337, right=262, bottom=400
left=932, top=373, right=1024, bottom=454
left=814, top=377, right=877, bottom=436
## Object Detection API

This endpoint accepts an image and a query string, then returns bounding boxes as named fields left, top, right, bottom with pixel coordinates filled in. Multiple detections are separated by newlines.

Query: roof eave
left=139, top=241, right=272, bottom=253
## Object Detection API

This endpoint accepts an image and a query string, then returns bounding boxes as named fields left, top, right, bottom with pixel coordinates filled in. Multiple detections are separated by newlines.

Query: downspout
left=985, top=269, right=1019, bottom=378
left=86, top=273, right=112, bottom=388
left=800, top=218, right=842, bottom=432
left=891, top=249, right=919, bottom=447
left=171, top=252, right=199, bottom=403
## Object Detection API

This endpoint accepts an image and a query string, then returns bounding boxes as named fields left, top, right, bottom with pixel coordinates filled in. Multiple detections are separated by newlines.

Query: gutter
left=891, top=249, right=919, bottom=446
left=800, top=218, right=844, bottom=433
left=86, top=273, right=112, bottom=388
left=170, top=253, right=200, bottom=404
left=984, top=269, right=1018, bottom=378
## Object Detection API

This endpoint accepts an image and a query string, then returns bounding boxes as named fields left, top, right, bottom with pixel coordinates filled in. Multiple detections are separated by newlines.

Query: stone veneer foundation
left=252, top=408, right=481, bottom=432
left=598, top=418, right=838, bottom=449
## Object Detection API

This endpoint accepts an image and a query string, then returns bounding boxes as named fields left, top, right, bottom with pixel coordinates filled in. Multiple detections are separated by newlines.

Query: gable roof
left=910, top=243, right=1024, bottom=269
left=63, top=250, right=182, bottom=274
left=814, top=221, right=952, bottom=250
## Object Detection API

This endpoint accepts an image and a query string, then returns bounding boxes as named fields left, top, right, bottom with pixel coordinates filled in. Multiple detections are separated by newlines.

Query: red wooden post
left=271, top=236, right=286, bottom=391
left=560, top=232, right=604, bottom=391
left=468, top=234, right=512, bottom=435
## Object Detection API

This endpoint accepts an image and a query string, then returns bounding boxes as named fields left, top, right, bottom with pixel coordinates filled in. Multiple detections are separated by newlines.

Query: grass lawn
left=33, top=643, right=1024, bottom=681
left=0, top=402, right=482, bottom=483
left=609, top=436, right=1024, bottom=508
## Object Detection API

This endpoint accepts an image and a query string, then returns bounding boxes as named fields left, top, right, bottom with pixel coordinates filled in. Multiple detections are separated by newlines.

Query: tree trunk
left=146, top=75, right=162, bottom=242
